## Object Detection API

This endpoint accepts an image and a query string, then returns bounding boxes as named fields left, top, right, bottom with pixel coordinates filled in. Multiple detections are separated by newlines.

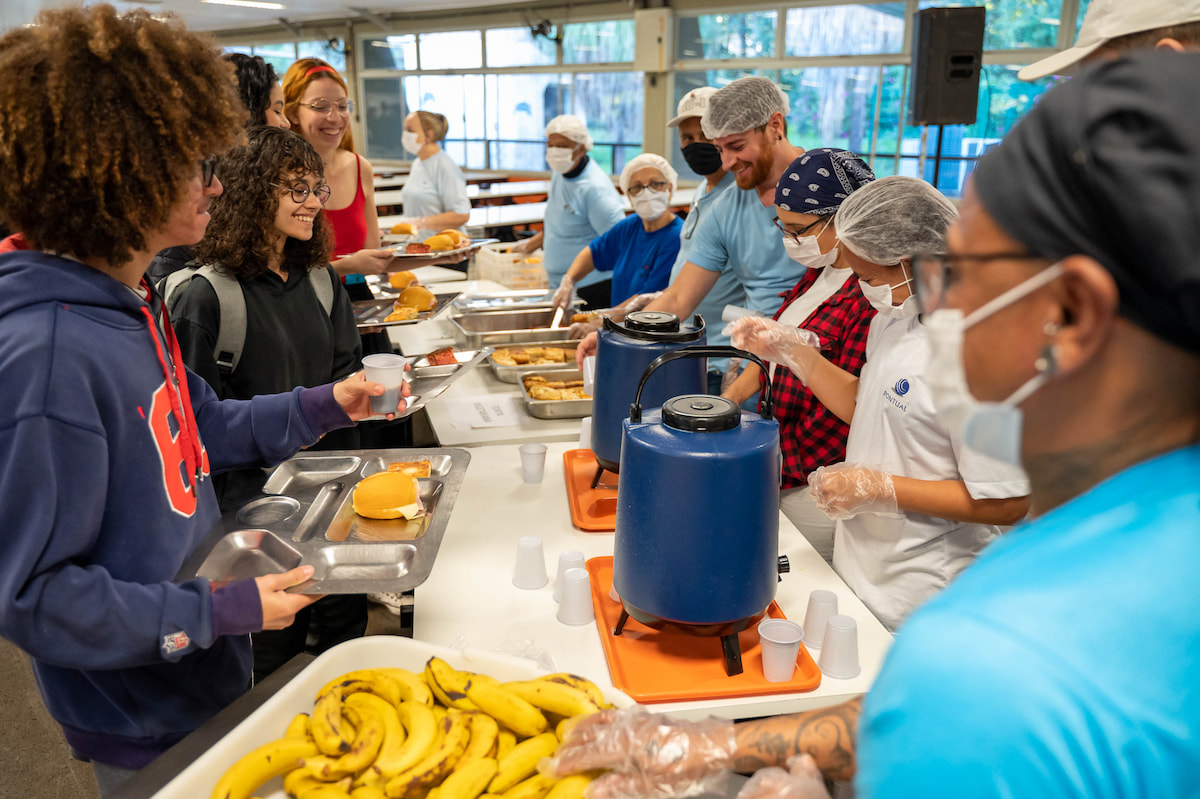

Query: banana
left=317, top=671, right=405, bottom=708
left=464, top=679, right=547, bottom=739
left=497, top=774, right=558, bottom=799
left=500, top=681, right=600, bottom=719
left=555, top=716, right=584, bottom=744
left=285, top=713, right=313, bottom=742
left=311, top=684, right=354, bottom=756
left=543, top=775, right=592, bottom=799
left=487, top=733, right=559, bottom=795
left=456, top=712, right=499, bottom=768
left=425, top=658, right=479, bottom=711
left=495, top=731, right=516, bottom=761
left=438, top=758, right=498, bottom=799
left=344, top=693, right=406, bottom=784
left=366, top=700, right=439, bottom=781
left=298, top=785, right=354, bottom=799
left=284, top=767, right=332, bottom=797
left=310, top=700, right=387, bottom=780
left=374, top=667, right=435, bottom=707
left=534, top=674, right=606, bottom=709
left=432, top=705, right=448, bottom=722
left=350, top=787, right=389, bottom=799
left=211, top=736, right=319, bottom=799
left=385, top=710, right=471, bottom=798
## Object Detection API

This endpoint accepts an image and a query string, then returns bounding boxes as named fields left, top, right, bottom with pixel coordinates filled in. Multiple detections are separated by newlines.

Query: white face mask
left=632, top=189, right=670, bottom=222
left=858, top=261, right=917, bottom=319
left=546, top=146, right=578, bottom=174
left=925, top=263, right=1065, bottom=465
left=402, top=131, right=422, bottom=155
left=781, top=218, right=838, bottom=268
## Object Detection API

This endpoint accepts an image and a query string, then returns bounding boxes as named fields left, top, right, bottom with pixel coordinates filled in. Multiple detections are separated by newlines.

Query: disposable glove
left=721, top=357, right=744, bottom=393
left=725, top=317, right=821, bottom=384
left=735, top=755, right=832, bottom=799
left=808, top=463, right=900, bottom=519
left=576, top=331, right=599, bottom=369
left=542, top=706, right=736, bottom=799
left=551, top=276, right=576, bottom=310
left=568, top=318, right=603, bottom=340
left=623, top=291, right=662, bottom=313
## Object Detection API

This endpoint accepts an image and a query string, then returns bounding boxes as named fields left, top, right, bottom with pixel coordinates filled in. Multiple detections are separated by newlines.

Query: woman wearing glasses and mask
left=728, top=176, right=1031, bottom=632
left=169, top=127, right=369, bottom=681
left=550, top=154, right=683, bottom=316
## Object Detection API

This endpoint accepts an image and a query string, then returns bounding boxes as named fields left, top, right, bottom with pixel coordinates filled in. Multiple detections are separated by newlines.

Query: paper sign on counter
left=446, top=394, right=523, bottom=429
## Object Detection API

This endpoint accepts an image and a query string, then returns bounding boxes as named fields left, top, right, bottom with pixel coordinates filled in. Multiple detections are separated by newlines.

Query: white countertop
left=413, top=440, right=892, bottom=720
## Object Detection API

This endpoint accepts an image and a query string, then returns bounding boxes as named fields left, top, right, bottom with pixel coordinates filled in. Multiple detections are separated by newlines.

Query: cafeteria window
left=561, top=20, right=636, bottom=64
left=486, top=26, right=557, bottom=68
left=675, top=11, right=778, bottom=60
left=785, top=3, right=906, bottom=57
left=918, top=0, right=1063, bottom=50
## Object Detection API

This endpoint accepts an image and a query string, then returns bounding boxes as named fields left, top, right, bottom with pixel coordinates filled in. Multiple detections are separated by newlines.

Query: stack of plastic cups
left=802, top=590, right=838, bottom=650
left=556, top=568, right=594, bottom=625
left=553, top=550, right=586, bottom=602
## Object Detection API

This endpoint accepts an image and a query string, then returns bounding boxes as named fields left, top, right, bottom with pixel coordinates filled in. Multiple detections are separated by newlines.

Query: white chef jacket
left=832, top=313, right=1030, bottom=632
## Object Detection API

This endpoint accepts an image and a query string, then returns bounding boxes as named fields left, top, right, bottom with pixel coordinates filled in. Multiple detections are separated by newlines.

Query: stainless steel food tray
left=353, top=291, right=460, bottom=329
left=380, top=347, right=493, bottom=419
left=487, top=341, right=580, bottom=383
left=448, top=307, right=574, bottom=347
left=518, top=368, right=592, bottom=419
left=174, top=448, right=470, bottom=594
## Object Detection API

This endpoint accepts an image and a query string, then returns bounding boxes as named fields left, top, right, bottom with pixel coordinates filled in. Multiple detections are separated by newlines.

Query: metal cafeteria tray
left=488, top=340, right=580, bottom=383
left=174, top=448, right=470, bottom=594
left=518, top=368, right=592, bottom=419
left=353, top=291, right=460, bottom=329
left=448, top=307, right=576, bottom=347
left=387, top=347, right=493, bottom=419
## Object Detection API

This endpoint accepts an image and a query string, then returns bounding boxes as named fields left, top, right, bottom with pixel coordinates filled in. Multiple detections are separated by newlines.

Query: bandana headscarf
left=974, top=50, right=1200, bottom=355
left=774, top=148, right=876, bottom=215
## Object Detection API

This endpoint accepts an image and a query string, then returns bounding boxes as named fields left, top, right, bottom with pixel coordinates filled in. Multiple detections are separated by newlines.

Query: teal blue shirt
left=544, top=159, right=626, bottom=290
left=857, top=443, right=1200, bottom=798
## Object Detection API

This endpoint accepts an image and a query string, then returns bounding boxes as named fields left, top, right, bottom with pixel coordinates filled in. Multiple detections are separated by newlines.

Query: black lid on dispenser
left=606, top=311, right=705, bottom=343
left=662, top=395, right=740, bottom=432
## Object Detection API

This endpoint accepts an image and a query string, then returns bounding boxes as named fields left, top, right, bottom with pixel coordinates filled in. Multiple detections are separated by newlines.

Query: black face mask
left=682, top=142, right=723, bottom=176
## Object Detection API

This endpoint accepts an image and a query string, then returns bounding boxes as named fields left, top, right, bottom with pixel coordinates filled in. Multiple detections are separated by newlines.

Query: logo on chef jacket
left=893, top=378, right=910, bottom=396
left=883, top=377, right=910, bottom=413
left=161, top=630, right=190, bottom=655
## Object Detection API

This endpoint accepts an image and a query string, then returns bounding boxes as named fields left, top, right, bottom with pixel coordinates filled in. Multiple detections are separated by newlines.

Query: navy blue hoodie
left=0, top=251, right=353, bottom=767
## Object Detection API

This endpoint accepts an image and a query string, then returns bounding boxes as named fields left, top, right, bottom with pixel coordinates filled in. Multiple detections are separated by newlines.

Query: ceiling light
left=201, top=0, right=286, bottom=9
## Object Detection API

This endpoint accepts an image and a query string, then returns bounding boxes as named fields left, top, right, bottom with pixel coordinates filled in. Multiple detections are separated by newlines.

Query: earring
left=1035, top=321, right=1061, bottom=375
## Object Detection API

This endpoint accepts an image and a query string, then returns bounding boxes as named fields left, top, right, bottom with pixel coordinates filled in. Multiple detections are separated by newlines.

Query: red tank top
left=323, top=153, right=367, bottom=257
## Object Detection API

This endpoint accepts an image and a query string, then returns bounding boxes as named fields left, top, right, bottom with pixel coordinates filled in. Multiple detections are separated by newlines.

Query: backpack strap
left=192, top=265, right=247, bottom=376
left=309, top=265, right=336, bottom=316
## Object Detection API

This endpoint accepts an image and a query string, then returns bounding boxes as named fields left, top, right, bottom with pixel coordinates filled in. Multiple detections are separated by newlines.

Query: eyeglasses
left=200, top=155, right=218, bottom=188
left=911, top=252, right=1051, bottom=314
left=772, top=215, right=826, bottom=242
left=276, top=181, right=333, bottom=205
left=297, top=99, right=354, bottom=116
left=627, top=180, right=670, bottom=198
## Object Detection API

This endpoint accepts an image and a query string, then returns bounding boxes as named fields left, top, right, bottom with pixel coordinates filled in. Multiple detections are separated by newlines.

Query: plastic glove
left=724, top=317, right=821, bottom=385
left=542, top=706, right=736, bottom=799
left=735, top=755, right=832, bottom=799
left=576, top=331, right=599, bottom=369
left=510, top=238, right=538, bottom=255
left=568, top=318, right=603, bottom=340
left=720, top=357, right=744, bottom=394
left=808, top=463, right=900, bottom=520
left=552, top=276, right=577, bottom=310
left=623, top=291, right=662, bottom=313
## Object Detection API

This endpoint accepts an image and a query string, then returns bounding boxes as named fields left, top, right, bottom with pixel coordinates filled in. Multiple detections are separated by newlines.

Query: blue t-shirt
left=590, top=213, right=683, bottom=307
left=399, top=149, right=471, bottom=223
left=685, top=183, right=802, bottom=316
left=544, top=158, right=626, bottom=289
left=673, top=173, right=743, bottom=358
left=856, top=443, right=1200, bottom=798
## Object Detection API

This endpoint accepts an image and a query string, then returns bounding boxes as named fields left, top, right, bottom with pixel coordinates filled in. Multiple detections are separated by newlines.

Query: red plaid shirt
left=758, top=270, right=875, bottom=489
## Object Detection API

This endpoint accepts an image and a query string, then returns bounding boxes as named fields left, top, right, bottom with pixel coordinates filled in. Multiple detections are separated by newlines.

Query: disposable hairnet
left=619, top=153, right=678, bottom=193
left=701, top=76, right=790, bottom=140
left=545, top=114, right=593, bottom=151
left=835, top=175, right=958, bottom=265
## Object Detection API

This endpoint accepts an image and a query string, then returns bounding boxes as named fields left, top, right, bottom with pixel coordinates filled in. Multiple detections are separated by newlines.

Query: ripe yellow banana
left=297, top=784, right=354, bottom=799
left=311, top=684, right=354, bottom=756
left=543, top=775, right=592, bottom=799
left=211, top=736, right=318, bottom=799
left=497, top=773, right=559, bottom=799
left=303, top=700, right=386, bottom=780
left=317, top=670, right=404, bottom=708
left=343, top=693, right=406, bottom=785
left=495, top=730, right=516, bottom=761
left=350, top=786, right=389, bottom=799
left=464, top=679, right=547, bottom=739
left=457, top=712, right=499, bottom=768
left=500, top=681, right=600, bottom=719
left=425, top=657, right=479, bottom=711
left=438, top=757, right=498, bottom=799
left=285, top=713, right=313, bottom=742
left=283, top=766, right=333, bottom=797
left=535, top=674, right=606, bottom=708
left=385, top=709, right=471, bottom=798
left=374, top=667, right=435, bottom=707
left=370, top=700, right=439, bottom=780
left=487, top=733, right=559, bottom=795
left=555, top=716, right=582, bottom=743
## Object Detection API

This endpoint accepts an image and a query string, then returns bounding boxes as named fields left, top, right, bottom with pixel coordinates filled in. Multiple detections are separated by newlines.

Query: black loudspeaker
left=909, top=7, right=986, bottom=126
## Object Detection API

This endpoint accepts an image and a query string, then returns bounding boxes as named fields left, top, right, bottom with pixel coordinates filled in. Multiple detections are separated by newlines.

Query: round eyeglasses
left=276, top=181, right=332, bottom=205
left=627, top=180, right=670, bottom=198
left=298, top=99, right=354, bottom=116
left=910, top=252, right=1051, bottom=314
left=772, top=215, right=826, bottom=243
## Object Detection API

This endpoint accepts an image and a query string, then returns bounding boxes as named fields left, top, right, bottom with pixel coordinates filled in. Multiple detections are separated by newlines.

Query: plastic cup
left=817, top=615, right=861, bottom=679
left=721, top=304, right=764, bottom=323
left=758, top=619, right=804, bottom=682
left=553, top=550, right=586, bottom=603
left=581, top=355, right=597, bottom=395
left=802, top=590, right=839, bottom=650
left=512, top=536, right=548, bottom=590
left=579, top=417, right=593, bottom=450
left=519, top=443, right=548, bottom=484
left=556, top=567, right=595, bottom=625
left=362, top=353, right=408, bottom=415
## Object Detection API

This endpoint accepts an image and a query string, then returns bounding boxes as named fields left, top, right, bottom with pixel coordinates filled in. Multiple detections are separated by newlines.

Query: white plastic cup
left=553, top=550, right=586, bottom=603
left=556, top=567, right=594, bottom=625
left=512, top=536, right=548, bottom=590
left=758, top=619, right=804, bottom=682
left=362, top=353, right=408, bottom=415
left=721, top=304, right=764, bottom=324
left=519, top=443, right=548, bottom=484
left=817, top=614, right=861, bottom=679
left=802, top=590, right=839, bottom=650
left=579, top=416, right=593, bottom=450
left=581, top=355, right=597, bottom=395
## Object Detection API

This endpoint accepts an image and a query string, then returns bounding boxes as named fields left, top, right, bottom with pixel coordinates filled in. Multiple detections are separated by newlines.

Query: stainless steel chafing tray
left=487, top=341, right=580, bottom=383
left=518, top=368, right=592, bottom=419
left=447, top=307, right=575, bottom=347
left=385, top=347, right=492, bottom=419
left=174, top=448, right=470, bottom=594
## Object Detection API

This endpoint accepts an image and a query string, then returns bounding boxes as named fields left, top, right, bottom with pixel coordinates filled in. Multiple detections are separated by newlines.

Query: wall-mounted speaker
left=909, top=7, right=986, bottom=127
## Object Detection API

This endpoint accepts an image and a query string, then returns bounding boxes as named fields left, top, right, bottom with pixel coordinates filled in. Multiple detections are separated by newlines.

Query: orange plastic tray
left=563, top=449, right=618, bottom=533
left=585, top=557, right=821, bottom=703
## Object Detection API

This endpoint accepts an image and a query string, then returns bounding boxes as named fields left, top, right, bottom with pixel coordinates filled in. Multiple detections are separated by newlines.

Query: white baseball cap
left=667, top=87, right=718, bottom=128
left=1019, top=0, right=1200, bottom=80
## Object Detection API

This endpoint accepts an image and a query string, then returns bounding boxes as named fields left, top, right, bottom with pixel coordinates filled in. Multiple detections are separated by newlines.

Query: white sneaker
left=369, top=592, right=410, bottom=615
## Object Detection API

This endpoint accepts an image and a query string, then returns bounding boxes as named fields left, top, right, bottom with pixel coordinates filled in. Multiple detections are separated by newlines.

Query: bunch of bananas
left=211, top=658, right=611, bottom=799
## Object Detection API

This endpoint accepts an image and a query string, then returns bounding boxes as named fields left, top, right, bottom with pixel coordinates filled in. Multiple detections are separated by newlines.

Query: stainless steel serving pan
left=518, top=368, right=593, bottom=419
left=487, top=340, right=580, bottom=383
left=447, top=307, right=574, bottom=347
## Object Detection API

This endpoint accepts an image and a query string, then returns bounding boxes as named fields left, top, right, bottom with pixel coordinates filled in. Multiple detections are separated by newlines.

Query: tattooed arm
left=733, top=697, right=862, bottom=782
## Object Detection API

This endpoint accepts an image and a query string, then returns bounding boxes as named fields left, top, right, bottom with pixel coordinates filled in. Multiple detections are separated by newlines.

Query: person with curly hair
left=0, top=6, right=406, bottom=795
left=169, top=126, right=370, bottom=681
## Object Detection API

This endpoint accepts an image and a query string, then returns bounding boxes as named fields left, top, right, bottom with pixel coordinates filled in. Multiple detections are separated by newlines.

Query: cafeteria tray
left=488, top=340, right=580, bottom=383
left=174, top=448, right=470, bottom=595
left=453, top=288, right=556, bottom=312
left=372, top=346, right=493, bottom=420
left=518, top=368, right=592, bottom=419
left=352, top=290, right=460, bottom=329
left=148, top=637, right=634, bottom=799
left=448, top=307, right=576, bottom=347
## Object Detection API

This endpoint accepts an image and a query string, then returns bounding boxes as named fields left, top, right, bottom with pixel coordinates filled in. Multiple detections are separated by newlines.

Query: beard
left=732, top=136, right=775, bottom=190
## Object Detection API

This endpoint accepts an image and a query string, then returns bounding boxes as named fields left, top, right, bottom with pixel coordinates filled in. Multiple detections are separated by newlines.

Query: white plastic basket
left=476, top=242, right=549, bottom=289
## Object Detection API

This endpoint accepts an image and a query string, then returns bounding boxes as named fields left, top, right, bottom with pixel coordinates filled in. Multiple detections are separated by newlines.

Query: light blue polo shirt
left=685, top=182, right=802, bottom=317
left=399, top=149, right=471, bottom=221
left=672, top=172, right=743, bottom=355
left=856, top=443, right=1200, bottom=798
left=543, top=158, right=626, bottom=290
